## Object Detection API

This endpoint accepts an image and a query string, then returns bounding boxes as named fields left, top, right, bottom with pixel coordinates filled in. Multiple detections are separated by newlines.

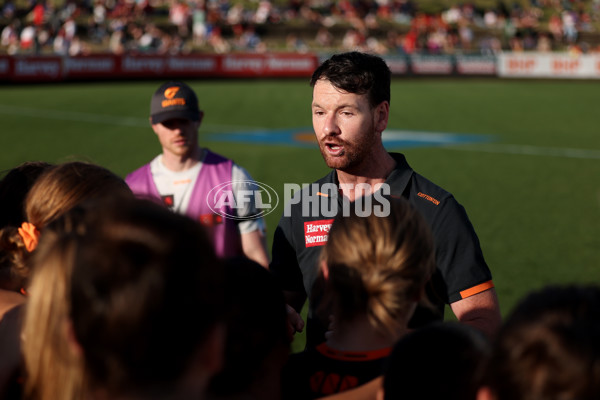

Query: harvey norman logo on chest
left=304, top=219, right=333, bottom=248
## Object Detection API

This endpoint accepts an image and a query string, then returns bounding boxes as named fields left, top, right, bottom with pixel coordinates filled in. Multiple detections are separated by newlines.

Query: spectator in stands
left=68, top=198, right=226, bottom=399
left=0, top=0, right=597, bottom=55
left=192, top=0, right=208, bottom=46
left=19, top=24, right=36, bottom=52
left=208, top=26, right=230, bottom=53
left=380, top=322, right=490, bottom=400
left=1, top=21, right=20, bottom=54
left=477, top=285, right=600, bottom=400
left=537, top=33, right=552, bottom=52
left=315, top=27, right=333, bottom=49
left=281, top=197, right=436, bottom=399
left=562, top=10, right=578, bottom=44
left=170, top=0, right=191, bottom=37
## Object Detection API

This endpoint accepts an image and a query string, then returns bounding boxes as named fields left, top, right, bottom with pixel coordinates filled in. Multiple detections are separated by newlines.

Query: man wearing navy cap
left=126, top=81, right=269, bottom=267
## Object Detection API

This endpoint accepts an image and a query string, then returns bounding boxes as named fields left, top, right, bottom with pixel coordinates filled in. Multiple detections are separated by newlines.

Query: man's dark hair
left=310, top=51, right=391, bottom=108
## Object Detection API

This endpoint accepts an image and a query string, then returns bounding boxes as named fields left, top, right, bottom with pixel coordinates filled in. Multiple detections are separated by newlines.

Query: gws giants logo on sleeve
left=162, top=87, right=185, bottom=108
left=304, top=219, right=333, bottom=248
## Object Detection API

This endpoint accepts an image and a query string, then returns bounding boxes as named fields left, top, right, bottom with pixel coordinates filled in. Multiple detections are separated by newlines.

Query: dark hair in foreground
left=383, top=322, right=490, bottom=400
left=0, top=161, right=52, bottom=229
left=69, top=198, right=225, bottom=397
left=310, top=51, right=391, bottom=108
left=482, top=285, right=600, bottom=400
left=208, top=257, right=290, bottom=399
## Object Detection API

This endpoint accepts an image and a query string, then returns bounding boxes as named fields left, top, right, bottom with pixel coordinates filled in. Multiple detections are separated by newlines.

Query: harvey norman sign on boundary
left=2, top=52, right=599, bottom=82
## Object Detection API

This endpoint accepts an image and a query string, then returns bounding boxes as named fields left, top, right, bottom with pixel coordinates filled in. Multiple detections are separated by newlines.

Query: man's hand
left=286, top=304, right=305, bottom=338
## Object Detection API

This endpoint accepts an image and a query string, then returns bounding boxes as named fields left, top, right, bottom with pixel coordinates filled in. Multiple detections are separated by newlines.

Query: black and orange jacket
left=282, top=343, right=391, bottom=400
left=270, top=152, right=494, bottom=346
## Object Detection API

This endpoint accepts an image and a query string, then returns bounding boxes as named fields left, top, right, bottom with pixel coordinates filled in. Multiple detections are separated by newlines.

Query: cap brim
left=151, top=109, right=201, bottom=124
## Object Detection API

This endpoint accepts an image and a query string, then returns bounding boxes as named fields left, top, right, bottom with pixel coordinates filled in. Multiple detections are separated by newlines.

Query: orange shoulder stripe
left=460, top=280, right=495, bottom=299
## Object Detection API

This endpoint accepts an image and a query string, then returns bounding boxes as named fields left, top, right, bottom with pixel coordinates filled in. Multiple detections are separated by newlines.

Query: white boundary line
left=0, top=104, right=256, bottom=131
left=2, top=104, right=599, bottom=160
left=444, top=144, right=600, bottom=160
left=0, top=104, right=147, bottom=127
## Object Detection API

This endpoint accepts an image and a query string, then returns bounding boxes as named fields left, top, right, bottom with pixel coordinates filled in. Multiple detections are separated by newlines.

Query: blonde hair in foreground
left=320, top=197, right=435, bottom=338
left=22, top=225, right=85, bottom=400
left=24, top=161, right=131, bottom=230
left=0, top=161, right=131, bottom=291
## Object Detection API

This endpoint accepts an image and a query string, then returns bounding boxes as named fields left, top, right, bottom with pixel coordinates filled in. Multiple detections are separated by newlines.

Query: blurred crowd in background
left=1, top=0, right=600, bottom=57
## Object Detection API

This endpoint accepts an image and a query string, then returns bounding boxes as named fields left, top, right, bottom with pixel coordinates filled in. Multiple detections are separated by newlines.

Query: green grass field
left=1, top=79, right=599, bottom=338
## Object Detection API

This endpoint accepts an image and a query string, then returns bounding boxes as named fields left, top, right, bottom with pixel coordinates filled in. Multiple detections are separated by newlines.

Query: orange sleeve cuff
left=460, top=280, right=495, bottom=299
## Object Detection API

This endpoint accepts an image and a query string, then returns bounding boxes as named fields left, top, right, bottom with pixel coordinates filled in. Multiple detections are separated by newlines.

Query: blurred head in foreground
left=381, top=322, right=490, bottom=400
left=208, top=256, right=290, bottom=400
left=69, top=198, right=226, bottom=399
left=478, top=285, right=600, bottom=400
left=23, top=197, right=224, bottom=400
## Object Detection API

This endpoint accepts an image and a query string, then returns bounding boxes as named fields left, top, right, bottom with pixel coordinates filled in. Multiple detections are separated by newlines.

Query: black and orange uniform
left=282, top=343, right=391, bottom=399
left=270, top=152, right=495, bottom=347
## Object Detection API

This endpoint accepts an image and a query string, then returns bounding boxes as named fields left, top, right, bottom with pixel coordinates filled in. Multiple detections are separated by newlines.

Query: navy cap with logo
left=150, top=81, right=203, bottom=124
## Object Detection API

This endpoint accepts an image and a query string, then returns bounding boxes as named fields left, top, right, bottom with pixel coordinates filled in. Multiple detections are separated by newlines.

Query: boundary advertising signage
left=498, top=52, right=600, bottom=79
left=0, top=53, right=319, bottom=82
left=2, top=52, right=599, bottom=82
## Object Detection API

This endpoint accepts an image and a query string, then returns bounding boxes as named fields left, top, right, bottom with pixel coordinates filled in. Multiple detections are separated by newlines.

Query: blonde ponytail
left=321, top=197, right=435, bottom=337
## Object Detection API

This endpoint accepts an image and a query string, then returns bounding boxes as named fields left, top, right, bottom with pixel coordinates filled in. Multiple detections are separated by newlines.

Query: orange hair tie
left=18, top=222, right=40, bottom=252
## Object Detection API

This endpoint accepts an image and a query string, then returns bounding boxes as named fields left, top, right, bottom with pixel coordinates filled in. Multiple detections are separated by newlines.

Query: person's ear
left=320, top=260, right=329, bottom=281
left=150, top=120, right=160, bottom=136
left=374, top=101, right=389, bottom=134
left=180, top=323, right=227, bottom=396
left=476, top=386, right=496, bottom=400
left=63, top=318, right=84, bottom=358
left=198, top=323, right=226, bottom=375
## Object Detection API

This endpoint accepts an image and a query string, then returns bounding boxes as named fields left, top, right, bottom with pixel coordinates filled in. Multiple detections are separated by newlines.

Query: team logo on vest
left=161, top=194, right=174, bottom=209
left=206, top=180, right=279, bottom=221
left=199, top=213, right=223, bottom=226
left=304, top=219, right=333, bottom=248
